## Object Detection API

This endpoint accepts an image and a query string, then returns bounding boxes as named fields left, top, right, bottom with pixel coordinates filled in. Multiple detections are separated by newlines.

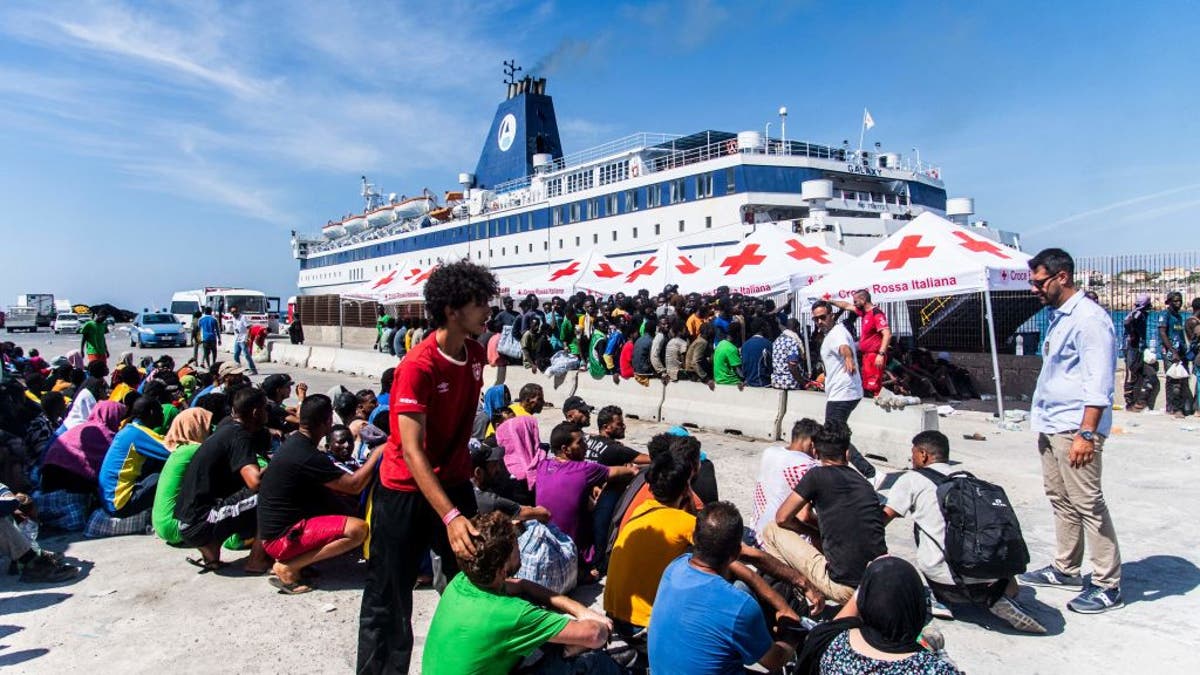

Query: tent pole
left=339, top=300, right=345, bottom=349
left=982, top=288, right=1005, bottom=420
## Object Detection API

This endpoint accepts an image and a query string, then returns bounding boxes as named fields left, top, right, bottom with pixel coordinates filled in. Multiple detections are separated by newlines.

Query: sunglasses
left=1028, top=273, right=1059, bottom=291
left=812, top=313, right=832, bottom=321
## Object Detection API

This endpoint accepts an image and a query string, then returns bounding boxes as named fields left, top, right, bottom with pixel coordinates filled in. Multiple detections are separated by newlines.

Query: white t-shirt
left=820, top=323, right=863, bottom=402
left=885, top=463, right=991, bottom=586
left=230, top=315, right=250, bottom=339
left=751, top=446, right=817, bottom=544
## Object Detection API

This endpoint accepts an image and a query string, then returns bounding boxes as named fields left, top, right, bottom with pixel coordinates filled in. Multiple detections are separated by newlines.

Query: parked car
left=4, top=306, right=37, bottom=333
left=127, top=312, right=187, bottom=348
left=53, top=313, right=86, bottom=334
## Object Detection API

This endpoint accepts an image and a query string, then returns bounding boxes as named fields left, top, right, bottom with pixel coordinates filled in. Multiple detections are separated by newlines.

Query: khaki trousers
left=1038, top=432, right=1122, bottom=588
left=761, top=522, right=855, bottom=604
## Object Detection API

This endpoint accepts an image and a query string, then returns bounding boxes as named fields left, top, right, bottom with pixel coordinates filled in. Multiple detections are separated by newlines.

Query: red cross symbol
left=1000, top=269, right=1009, bottom=280
left=874, top=235, right=935, bottom=270
left=720, top=244, right=767, bottom=275
left=411, top=267, right=435, bottom=284
left=675, top=256, right=700, bottom=274
left=822, top=292, right=832, bottom=300
left=785, top=240, right=831, bottom=265
left=593, top=263, right=621, bottom=279
left=403, top=268, right=422, bottom=280
left=952, top=231, right=1009, bottom=259
left=626, top=257, right=659, bottom=283
left=371, top=270, right=397, bottom=289
left=549, top=261, right=581, bottom=280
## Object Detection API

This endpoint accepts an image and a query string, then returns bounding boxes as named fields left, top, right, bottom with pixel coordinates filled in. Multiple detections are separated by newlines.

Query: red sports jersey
left=382, top=332, right=485, bottom=491
left=856, top=307, right=890, bottom=355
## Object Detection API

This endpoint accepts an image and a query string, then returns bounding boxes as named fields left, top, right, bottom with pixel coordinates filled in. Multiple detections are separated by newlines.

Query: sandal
left=186, top=557, right=226, bottom=574
left=269, top=577, right=315, bottom=595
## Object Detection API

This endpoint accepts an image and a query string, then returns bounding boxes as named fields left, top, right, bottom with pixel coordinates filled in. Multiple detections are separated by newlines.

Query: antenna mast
left=503, top=59, right=523, bottom=85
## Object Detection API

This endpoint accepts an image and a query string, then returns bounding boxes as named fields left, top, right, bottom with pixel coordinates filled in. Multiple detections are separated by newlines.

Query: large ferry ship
left=291, top=66, right=1018, bottom=295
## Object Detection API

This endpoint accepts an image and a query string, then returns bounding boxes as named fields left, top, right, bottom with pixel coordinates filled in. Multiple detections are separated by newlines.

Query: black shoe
left=20, top=555, right=79, bottom=583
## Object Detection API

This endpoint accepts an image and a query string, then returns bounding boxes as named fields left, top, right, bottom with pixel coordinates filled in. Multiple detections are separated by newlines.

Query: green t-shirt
left=713, top=339, right=743, bottom=385
left=587, top=331, right=607, bottom=379
left=153, top=443, right=199, bottom=544
left=423, top=574, right=570, bottom=675
left=80, top=320, right=108, bottom=357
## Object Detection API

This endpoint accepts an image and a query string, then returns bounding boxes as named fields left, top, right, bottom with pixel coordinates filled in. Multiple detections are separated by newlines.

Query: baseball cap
left=666, top=425, right=690, bottom=437
left=562, top=396, right=594, bottom=414
left=471, top=438, right=505, bottom=468
left=262, top=373, right=293, bottom=392
left=218, top=362, right=246, bottom=378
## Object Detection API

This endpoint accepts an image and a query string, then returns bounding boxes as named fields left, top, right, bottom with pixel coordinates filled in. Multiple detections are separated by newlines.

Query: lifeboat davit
left=343, top=214, right=368, bottom=235
left=393, top=196, right=436, bottom=220
left=365, top=205, right=394, bottom=228
left=322, top=221, right=346, bottom=239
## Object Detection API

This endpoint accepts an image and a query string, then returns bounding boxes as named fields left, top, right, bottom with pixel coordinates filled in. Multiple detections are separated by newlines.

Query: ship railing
left=546, top=133, right=682, bottom=173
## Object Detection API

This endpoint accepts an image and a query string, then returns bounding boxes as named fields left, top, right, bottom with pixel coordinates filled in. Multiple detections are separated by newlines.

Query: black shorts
left=179, top=487, right=258, bottom=547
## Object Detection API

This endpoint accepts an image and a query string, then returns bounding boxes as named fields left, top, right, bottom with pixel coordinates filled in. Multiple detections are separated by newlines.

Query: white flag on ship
left=863, top=108, right=875, bottom=129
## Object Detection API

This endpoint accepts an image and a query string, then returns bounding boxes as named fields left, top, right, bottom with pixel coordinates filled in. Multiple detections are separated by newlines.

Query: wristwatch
left=1077, top=430, right=1096, bottom=443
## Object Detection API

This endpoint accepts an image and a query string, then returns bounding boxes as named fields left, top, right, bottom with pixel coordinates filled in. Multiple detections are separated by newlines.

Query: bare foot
left=272, top=561, right=299, bottom=585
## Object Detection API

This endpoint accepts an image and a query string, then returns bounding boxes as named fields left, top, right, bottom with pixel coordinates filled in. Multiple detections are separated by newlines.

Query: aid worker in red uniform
left=357, top=260, right=499, bottom=675
left=832, top=290, right=892, bottom=396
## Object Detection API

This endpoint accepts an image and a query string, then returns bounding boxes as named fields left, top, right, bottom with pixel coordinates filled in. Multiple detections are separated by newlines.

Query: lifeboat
left=429, top=206, right=454, bottom=221
left=322, top=221, right=346, bottom=239
left=393, top=195, right=436, bottom=220
left=365, top=205, right=394, bottom=228
left=343, top=214, right=368, bottom=235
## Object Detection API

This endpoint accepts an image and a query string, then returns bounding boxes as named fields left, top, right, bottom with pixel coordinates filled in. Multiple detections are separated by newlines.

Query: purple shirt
left=534, top=458, right=609, bottom=546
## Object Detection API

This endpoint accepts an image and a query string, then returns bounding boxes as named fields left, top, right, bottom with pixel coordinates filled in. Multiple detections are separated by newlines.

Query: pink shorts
left=263, top=515, right=348, bottom=562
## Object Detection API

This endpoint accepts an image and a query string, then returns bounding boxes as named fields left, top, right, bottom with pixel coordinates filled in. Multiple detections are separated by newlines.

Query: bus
left=170, top=288, right=280, bottom=334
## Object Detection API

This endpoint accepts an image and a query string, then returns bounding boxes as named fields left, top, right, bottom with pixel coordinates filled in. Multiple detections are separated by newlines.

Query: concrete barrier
left=573, top=374, right=664, bottom=422
left=780, top=391, right=938, bottom=464
left=659, top=381, right=785, bottom=439
left=489, top=364, right=576, bottom=400
left=332, top=350, right=397, bottom=379
left=271, top=344, right=310, bottom=368
left=307, top=346, right=338, bottom=372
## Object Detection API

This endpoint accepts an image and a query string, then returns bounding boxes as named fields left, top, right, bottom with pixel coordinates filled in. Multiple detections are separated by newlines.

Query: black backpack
left=915, top=468, right=1030, bottom=583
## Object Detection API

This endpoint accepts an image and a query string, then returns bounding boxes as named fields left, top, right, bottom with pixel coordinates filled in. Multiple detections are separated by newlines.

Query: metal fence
left=296, top=295, right=425, bottom=328
left=869, top=251, right=1200, bottom=355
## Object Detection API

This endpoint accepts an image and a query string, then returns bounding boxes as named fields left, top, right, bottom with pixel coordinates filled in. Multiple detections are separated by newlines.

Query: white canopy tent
left=682, top=224, right=856, bottom=297
left=799, top=212, right=1033, bottom=417
left=512, top=250, right=626, bottom=299
left=580, top=244, right=703, bottom=296
left=341, top=260, right=422, bottom=303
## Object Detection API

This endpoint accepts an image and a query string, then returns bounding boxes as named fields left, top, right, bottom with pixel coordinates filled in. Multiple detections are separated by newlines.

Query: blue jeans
left=234, top=340, right=257, bottom=373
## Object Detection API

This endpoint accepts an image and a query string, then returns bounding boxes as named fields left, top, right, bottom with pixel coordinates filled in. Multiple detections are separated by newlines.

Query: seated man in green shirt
left=422, top=511, right=622, bottom=675
left=712, top=335, right=746, bottom=388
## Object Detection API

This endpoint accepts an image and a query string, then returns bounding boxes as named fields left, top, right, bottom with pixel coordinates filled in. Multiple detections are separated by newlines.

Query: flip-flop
left=269, top=577, right=315, bottom=595
left=186, top=557, right=226, bottom=574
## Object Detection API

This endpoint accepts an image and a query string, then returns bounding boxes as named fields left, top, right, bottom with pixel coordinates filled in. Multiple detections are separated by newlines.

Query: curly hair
left=424, top=259, right=499, bottom=328
left=459, top=511, right=517, bottom=586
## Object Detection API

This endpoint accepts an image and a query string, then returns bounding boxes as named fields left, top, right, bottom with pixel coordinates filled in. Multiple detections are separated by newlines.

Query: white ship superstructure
left=293, top=68, right=1016, bottom=295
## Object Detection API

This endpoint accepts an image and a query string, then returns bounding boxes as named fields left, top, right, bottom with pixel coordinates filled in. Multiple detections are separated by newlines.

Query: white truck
left=4, top=306, right=38, bottom=332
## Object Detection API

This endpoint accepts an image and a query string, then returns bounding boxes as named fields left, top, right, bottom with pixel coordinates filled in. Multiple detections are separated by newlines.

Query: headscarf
left=180, top=374, right=197, bottom=400
left=157, top=403, right=180, bottom=436
left=119, top=351, right=134, bottom=368
left=66, top=350, right=85, bottom=370
left=163, top=408, right=212, bottom=450
left=42, top=401, right=126, bottom=483
left=60, top=387, right=97, bottom=431
left=855, top=556, right=930, bottom=654
left=481, top=384, right=510, bottom=419
left=497, top=415, right=543, bottom=485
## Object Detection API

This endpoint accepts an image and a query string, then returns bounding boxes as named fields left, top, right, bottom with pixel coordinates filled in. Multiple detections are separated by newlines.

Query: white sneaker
left=990, top=595, right=1047, bottom=634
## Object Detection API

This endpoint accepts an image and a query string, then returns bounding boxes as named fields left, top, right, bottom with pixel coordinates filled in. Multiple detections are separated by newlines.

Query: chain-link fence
left=295, top=295, right=425, bottom=327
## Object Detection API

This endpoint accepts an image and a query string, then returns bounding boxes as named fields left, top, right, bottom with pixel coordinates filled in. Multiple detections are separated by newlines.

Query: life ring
left=631, top=163, right=640, bottom=178
left=726, top=140, right=738, bottom=155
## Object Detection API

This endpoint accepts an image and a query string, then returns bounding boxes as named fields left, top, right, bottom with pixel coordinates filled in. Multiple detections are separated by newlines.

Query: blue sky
left=1, top=0, right=1197, bottom=309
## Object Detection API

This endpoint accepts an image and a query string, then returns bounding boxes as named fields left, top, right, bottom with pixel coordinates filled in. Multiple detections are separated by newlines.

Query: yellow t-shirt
left=603, top=498, right=695, bottom=627
left=685, top=314, right=703, bottom=338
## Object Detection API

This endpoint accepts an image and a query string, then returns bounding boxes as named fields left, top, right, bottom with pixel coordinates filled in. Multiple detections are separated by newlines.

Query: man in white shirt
left=811, top=300, right=876, bottom=482
left=884, top=430, right=1045, bottom=633
left=229, top=306, right=257, bottom=375
left=751, top=418, right=819, bottom=547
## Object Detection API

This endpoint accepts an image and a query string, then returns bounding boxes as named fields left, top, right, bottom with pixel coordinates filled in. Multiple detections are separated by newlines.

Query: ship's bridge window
left=696, top=173, right=714, bottom=199
left=570, top=202, right=581, bottom=222
left=625, top=189, right=639, bottom=212
left=599, top=160, right=629, bottom=186
left=588, top=199, right=599, bottom=219
left=648, top=184, right=662, bottom=208
left=607, top=194, right=618, bottom=215
left=726, top=168, right=736, bottom=192
left=547, top=178, right=562, bottom=198
left=552, top=209, right=562, bottom=226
